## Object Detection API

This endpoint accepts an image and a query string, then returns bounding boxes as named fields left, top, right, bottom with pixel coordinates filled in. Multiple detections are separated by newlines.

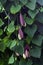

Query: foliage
left=0, top=0, right=43, bottom=65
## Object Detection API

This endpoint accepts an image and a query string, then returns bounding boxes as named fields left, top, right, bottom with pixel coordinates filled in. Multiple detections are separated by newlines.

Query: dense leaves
left=0, top=0, right=43, bottom=65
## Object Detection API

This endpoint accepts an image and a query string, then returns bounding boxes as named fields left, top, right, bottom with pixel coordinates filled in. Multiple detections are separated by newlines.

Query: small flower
left=20, top=13, right=26, bottom=27
left=18, top=28, right=24, bottom=40
left=24, top=49, right=30, bottom=58
left=23, top=44, right=30, bottom=59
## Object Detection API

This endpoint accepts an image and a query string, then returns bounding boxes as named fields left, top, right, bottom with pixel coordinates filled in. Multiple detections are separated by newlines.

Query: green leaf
left=7, top=21, right=15, bottom=33
left=0, top=29, right=3, bottom=36
left=12, top=45, right=24, bottom=55
left=28, top=9, right=39, bottom=19
left=36, top=13, right=43, bottom=24
left=0, top=18, right=4, bottom=27
left=10, top=40, right=17, bottom=49
left=25, top=17, right=34, bottom=25
left=37, top=0, right=43, bottom=6
left=26, top=0, right=36, bottom=10
left=30, top=47, right=41, bottom=58
left=27, top=59, right=33, bottom=65
left=20, top=0, right=28, bottom=5
left=8, top=54, right=14, bottom=64
left=10, top=5, right=21, bottom=14
left=19, top=59, right=27, bottom=65
left=32, top=35, right=43, bottom=46
left=24, top=25, right=37, bottom=38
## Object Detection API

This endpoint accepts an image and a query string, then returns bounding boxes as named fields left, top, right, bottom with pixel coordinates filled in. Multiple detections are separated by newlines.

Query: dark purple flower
left=23, top=44, right=30, bottom=59
left=24, top=44, right=30, bottom=51
left=20, top=13, right=26, bottom=27
left=18, top=28, right=24, bottom=40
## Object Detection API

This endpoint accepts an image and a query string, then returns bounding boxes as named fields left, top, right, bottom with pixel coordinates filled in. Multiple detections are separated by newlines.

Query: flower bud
left=24, top=44, right=30, bottom=58
left=20, top=13, right=26, bottom=27
left=18, top=28, right=24, bottom=40
left=24, top=50, right=30, bottom=58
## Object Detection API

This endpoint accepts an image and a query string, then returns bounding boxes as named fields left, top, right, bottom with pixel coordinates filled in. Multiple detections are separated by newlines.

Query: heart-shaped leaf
left=7, top=21, right=15, bottom=33
left=25, top=17, right=34, bottom=25
left=30, top=47, right=41, bottom=58
left=10, top=5, right=21, bottom=14
left=26, top=0, right=36, bottom=10
left=32, top=34, right=43, bottom=46
left=12, top=45, right=24, bottom=55
left=10, top=40, right=17, bottom=49
left=24, top=24, right=37, bottom=38
left=28, top=9, right=39, bottom=19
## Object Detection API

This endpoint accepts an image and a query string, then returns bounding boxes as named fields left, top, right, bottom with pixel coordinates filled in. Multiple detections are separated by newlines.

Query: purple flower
left=20, top=13, right=26, bottom=27
left=23, top=44, right=30, bottom=59
left=24, top=44, right=30, bottom=51
left=18, top=28, right=24, bottom=40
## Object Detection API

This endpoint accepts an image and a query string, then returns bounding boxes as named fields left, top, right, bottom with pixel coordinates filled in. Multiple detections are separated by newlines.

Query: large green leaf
left=10, top=40, right=17, bottom=49
left=37, top=0, right=43, bottom=6
left=25, top=17, right=34, bottom=25
left=12, top=45, right=24, bottom=55
left=7, top=21, right=15, bottom=33
left=28, top=9, right=39, bottom=19
left=0, top=18, right=4, bottom=27
left=10, top=5, right=21, bottom=14
left=8, top=54, right=14, bottom=64
left=30, top=47, right=41, bottom=58
left=24, top=25, right=37, bottom=38
left=32, top=35, right=43, bottom=46
left=26, top=0, right=36, bottom=10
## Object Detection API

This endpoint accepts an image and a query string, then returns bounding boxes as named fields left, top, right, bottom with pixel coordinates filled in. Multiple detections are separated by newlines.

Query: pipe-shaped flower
left=23, top=44, right=30, bottom=59
left=18, top=28, right=24, bottom=40
left=20, top=13, right=26, bottom=27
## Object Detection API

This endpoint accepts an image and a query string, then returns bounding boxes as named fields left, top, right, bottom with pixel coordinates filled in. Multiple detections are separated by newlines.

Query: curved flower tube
left=18, top=28, right=24, bottom=40
left=20, top=13, right=26, bottom=27
left=23, top=44, right=30, bottom=59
